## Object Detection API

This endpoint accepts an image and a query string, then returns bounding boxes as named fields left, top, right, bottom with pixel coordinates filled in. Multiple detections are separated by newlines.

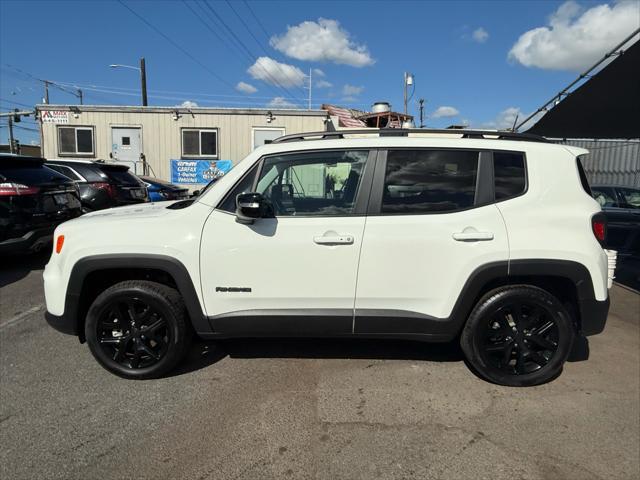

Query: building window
left=382, top=149, right=479, bottom=214
left=182, top=128, right=218, bottom=158
left=58, top=126, right=94, bottom=156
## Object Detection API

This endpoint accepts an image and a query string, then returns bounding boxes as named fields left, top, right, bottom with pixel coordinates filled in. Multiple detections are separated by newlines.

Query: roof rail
left=271, top=128, right=549, bottom=144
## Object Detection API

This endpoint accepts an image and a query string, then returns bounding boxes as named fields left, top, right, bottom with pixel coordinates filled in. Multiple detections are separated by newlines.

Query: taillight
left=55, top=235, right=65, bottom=254
left=93, top=182, right=115, bottom=198
left=592, top=213, right=607, bottom=245
left=0, top=182, right=40, bottom=196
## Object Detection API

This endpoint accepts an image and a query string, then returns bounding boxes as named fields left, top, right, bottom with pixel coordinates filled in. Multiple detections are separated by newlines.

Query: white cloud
left=472, top=27, right=489, bottom=43
left=341, top=96, right=358, bottom=102
left=235, top=81, right=257, bottom=94
left=267, top=97, right=299, bottom=109
left=248, top=57, right=306, bottom=87
left=342, top=84, right=364, bottom=96
left=270, top=18, right=374, bottom=67
left=478, top=107, right=545, bottom=131
left=312, top=68, right=326, bottom=77
left=509, top=1, right=640, bottom=71
left=315, top=79, right=333, bottom=88
left=432, top=106, right=460, bottom=118
left=179, top=100, right=198, bottom=108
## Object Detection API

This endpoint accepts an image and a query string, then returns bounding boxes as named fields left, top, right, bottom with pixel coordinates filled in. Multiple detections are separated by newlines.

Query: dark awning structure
left=526, top=38, right=640, bottom=139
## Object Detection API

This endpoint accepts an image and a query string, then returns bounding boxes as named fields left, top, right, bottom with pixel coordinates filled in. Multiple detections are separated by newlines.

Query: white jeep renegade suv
left=43, top=129, right=614, bottom=386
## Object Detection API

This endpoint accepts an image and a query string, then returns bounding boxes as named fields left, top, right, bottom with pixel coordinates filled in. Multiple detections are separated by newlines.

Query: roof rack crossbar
left=271, top=128, right=549, bottom=144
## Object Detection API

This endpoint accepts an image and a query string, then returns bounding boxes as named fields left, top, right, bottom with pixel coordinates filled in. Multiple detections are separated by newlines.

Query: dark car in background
left=138, top=175, right=189, bottom=202
left=46, top=159, right=149, bottom=212
left=592, top=184, right=640, bottom=290
left=0, top=154, right=82, bottom=255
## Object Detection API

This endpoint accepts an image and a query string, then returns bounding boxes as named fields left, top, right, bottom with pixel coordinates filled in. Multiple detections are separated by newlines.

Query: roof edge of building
left=35, top=104, right=328, bottom=116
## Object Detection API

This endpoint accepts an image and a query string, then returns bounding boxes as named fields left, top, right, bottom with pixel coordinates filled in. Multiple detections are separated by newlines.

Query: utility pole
left=8, top=115, right=15, bottom=154
left=44, top=81, right=50, bottom=104
left=403, top=72, right=414, bottom=115
left=140, top=57, right=148, bottom=107
left=308, top=68, right=312, bottom=110
left=419, top=99, right=425, bottom=128
left=77, top=89, right=83, bottom=105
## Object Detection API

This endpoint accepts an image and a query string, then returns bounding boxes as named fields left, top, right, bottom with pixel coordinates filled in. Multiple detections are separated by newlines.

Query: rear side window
left=47, top=164, right=84, bottom=182
left=52, top=163, right=105, bottom=183
left=0, top=164, right=71, bottom=185
left=382, top=150, right=479, bottom=214
left=592, top=187, right=620, bottom=208
left=100, top=167, right=140, bottom=186
left=494, top=152, right=526, bottom=200
left=576, top=156, right=592, bottom=195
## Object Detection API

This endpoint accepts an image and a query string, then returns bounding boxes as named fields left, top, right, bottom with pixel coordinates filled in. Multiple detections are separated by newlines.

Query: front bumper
left=0, top=227, right=55, bottom=255
left=579, top=296, right=610, bottom=336
left=45, top=311, right=79, bottom=336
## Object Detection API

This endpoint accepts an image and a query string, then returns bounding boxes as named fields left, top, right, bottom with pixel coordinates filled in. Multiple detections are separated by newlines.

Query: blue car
left=139, top=176, right=189, bottom=202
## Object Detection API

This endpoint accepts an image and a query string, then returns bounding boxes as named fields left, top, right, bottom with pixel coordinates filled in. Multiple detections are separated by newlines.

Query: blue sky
left=1, top=0, right=638, bottom=145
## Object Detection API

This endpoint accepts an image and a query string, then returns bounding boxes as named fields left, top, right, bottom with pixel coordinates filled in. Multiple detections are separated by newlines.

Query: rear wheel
left=461, top=285, right=574, bottom=387
left=85, top=280, right=191, bottom=379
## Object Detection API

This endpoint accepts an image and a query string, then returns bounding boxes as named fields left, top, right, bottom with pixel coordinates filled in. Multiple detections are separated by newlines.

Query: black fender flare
left=63, top=254, right=209, bottom=339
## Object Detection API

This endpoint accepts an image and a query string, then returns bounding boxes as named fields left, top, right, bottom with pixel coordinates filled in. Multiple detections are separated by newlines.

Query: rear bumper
left=0, top=227, right=55, bottom=255
left=45, top=310, right=79, bottom=336
left=579, top=296, right=610, bottom=336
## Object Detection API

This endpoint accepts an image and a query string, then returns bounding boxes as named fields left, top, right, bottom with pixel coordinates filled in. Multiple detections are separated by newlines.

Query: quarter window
left=182, top=129, right=218, bottom=158
left=494, top=152, right=526, bottom=200
left=617, top=187, right=640, bottom=209
left=382, top=150, right=479, bottom=214
left=58, top=127, right=94, bottom=156
left=255, top=150, right=369, bottom=216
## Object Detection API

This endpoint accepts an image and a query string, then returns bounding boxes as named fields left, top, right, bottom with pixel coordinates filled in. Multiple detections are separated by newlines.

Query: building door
left=111, top=127, right=142, bottom=174
left=252, top=127, right=285, bottom=150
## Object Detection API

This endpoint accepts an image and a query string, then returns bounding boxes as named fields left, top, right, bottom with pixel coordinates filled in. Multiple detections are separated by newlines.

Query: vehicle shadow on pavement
left=0, top=251, right=50, bottom=288
left=170, top=337, right=465, bottom=378
left=171, top=335, right=592, bottom=379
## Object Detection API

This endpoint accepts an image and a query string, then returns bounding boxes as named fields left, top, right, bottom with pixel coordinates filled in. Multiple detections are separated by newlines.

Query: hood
left=80, top=201, right=177, bottom=220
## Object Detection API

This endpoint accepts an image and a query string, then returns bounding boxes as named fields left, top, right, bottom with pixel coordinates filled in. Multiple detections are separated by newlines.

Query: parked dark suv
left=46, top=159, right=149, bottom=212
left=0, top=154, right=82, bottom=254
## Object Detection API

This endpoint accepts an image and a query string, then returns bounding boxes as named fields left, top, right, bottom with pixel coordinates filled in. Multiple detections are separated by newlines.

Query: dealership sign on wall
left=170, top=159, right=233, bottom=184
left=40, top=110, right=69, bottom=123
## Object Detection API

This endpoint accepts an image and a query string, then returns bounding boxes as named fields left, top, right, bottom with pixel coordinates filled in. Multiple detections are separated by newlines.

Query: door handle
left=313, top=235, right=354, bottom=245
left=452, top=231, right=494, bottom=241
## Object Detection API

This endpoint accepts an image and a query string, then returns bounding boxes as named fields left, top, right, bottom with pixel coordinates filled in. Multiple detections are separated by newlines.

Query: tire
left=85, top=280, right=192, bottom=379
left=460, top=285, right=575, bottom=387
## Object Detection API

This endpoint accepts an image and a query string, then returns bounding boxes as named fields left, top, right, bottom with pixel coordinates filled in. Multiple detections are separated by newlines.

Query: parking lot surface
left=1, top=252, right=639, bottom=480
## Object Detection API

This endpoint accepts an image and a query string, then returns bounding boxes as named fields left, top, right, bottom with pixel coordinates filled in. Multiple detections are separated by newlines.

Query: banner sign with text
left=170, top=159, right=232, bottom=185
left=41, top=110, right=69, bottom=124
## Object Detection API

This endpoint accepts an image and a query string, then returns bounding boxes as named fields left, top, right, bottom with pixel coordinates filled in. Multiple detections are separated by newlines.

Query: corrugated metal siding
left=556, top=139, right=640, bottom=187
left=38, top=107, right=327, bottom=183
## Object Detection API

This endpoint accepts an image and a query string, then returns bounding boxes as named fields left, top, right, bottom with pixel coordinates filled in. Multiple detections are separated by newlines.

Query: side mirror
left=191, top=190, right=200, bottom=197
left=236, top=192, right=274, bottom=224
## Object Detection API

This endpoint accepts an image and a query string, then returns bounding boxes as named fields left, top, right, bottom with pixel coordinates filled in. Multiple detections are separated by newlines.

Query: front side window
left=382, top=150, right=479, bottom=214
left=494, top=151, right=526, bottom=200
left=58, top=127, right=94, bottom=156
left=255, top=150, right=369, bottom=216
left=182, top=129, right=218, bottom=158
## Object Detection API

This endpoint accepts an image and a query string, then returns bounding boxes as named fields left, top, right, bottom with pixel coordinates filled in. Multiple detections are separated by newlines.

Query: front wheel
left=460, top=285, right=575, bottom=387
left=85, top=280, right=192, bottom=379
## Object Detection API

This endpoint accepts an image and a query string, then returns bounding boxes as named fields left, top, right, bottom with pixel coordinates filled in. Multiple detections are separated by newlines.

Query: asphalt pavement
left=1, top=252, right=639, bottom=480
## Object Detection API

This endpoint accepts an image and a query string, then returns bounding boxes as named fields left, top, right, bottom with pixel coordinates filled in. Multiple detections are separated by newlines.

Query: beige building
left=36, top=104, right=329, bottom=186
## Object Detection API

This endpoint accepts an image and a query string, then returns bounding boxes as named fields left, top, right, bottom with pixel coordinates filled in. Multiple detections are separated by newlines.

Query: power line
left=242, top=1, right=271, bottom=41
left=117, top=0, right=235, bottom=90
left=199, top=0, right=304, bottom=104
left=0, top=97, right=34, bottom=108
left=225, top=0, right=307, bottom=98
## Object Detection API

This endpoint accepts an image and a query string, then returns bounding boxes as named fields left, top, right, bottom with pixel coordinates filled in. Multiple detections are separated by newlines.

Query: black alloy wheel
left=480, top=302, right=560, bottom=375
left=96, top=298, right=170, bottom=370
left=85, top=280, right=191, bottom=379
left=461, top=285, right=574, bottom=387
